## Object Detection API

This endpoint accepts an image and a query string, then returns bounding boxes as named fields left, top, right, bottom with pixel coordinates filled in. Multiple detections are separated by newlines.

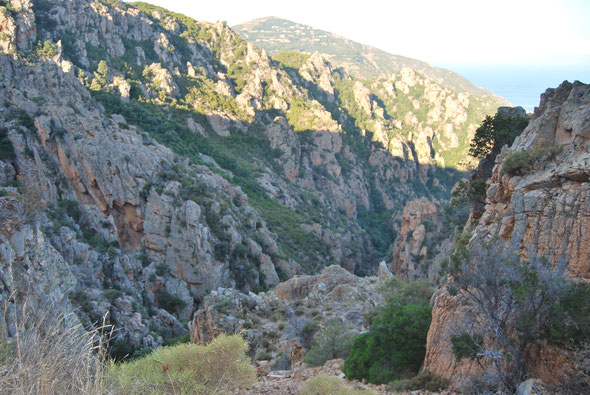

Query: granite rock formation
left=423, top=81, right=590, bottom=387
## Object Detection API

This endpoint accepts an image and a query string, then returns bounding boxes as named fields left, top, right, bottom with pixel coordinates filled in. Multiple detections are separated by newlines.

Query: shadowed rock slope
left=0, top=0, right=503, bottom=358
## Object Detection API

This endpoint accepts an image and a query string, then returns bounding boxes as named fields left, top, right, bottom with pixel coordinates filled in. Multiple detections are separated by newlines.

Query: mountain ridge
left=0, top=0, right=501, bottom=368
left=233, top=16, right=508, bottom=100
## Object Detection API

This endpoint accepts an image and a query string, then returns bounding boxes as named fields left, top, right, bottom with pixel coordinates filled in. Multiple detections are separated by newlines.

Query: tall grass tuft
left=0, top=298, right=112, bottom=394
left=0, top=297, right=257, bottom=394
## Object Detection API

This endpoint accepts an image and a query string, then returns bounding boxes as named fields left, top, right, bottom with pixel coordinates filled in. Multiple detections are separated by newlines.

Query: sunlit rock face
left=424, top=81, right=590, bottom=388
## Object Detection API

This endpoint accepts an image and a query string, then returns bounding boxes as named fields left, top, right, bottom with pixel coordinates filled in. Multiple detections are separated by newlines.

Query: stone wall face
left=424, top=81, right=590, bottom=387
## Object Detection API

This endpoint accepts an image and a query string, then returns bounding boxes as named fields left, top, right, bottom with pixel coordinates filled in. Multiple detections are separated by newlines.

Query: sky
left=133, top=0, right=590, bottom=67
left=129, top=0, right=590, bottom=108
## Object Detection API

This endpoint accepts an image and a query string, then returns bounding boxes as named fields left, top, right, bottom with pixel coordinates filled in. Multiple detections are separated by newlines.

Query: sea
left=438, top=65, right=590, bottom=112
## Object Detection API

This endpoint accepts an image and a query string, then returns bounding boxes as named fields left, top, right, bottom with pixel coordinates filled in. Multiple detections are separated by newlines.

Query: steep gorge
left=0, top=0, right=506, bottom=366
left=424, top=81, right=590, bottom=389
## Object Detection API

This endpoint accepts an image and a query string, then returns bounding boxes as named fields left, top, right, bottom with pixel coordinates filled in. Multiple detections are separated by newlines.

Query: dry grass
left=106, top=333, right=256, bottom=394
left=0, top=297, right=258, bottom=394
left=0, top=299, right=112, bottom=395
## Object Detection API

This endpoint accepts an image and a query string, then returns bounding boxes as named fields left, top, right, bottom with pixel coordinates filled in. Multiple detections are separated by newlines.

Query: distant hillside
left=0, top=0, right=505, bottom=362
left=233, top=17, right=503, bottom=98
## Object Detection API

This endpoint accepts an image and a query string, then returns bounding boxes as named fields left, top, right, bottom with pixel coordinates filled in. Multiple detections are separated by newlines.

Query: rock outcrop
left=188, top=265, right=390, bottom=365
left=390, top=197, right=468, bottom=283
left=391, top=198, right=439, bottom=279
left=423, top=81, right=590, bottom=387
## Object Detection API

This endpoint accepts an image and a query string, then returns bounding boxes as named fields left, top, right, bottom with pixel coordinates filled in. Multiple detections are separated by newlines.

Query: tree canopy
left=343, top=278, right=433, bottom=384
left=468, top=112, right=528, bottom=159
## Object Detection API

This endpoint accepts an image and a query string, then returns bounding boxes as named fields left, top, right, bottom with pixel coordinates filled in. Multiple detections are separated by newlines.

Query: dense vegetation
left=469, top=111, right=529, bottom=159
left=272, top=51, right=311, bottom=71
left=0, top=128, right=15, bottom=161
left=343, top=278, right=434, bottom=385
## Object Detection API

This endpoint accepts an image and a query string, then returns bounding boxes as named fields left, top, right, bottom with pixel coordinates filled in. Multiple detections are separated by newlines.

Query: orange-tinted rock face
left=391, top=198, right=438, bottom=279
left=424, top=81, right=590, bottom=388
left=423, top=289, right=482, bottom=381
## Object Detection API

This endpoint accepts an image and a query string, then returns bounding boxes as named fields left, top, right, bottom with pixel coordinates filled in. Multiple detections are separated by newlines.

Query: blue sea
left=438, top=65, right=590, bottom=112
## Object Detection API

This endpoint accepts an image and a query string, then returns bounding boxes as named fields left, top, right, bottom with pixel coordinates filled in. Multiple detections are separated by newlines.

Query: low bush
left=503, top=146, right=558, bottom=176
left=0, top=128, right=15, bottom=161
left=388, top=370, right=449, bottom=392
left=343, top=304, right=431, bottom=384
left=156, top=291, right=186, bottom=314
left=104, top=289, right=123, bottom=302
left=301, top=320, right=320, bottom=349
left=107, top=334, right=256, bottom=393
left=502, top=151, right=531, bottom=176
left=155, top=263, right=170, bottom=276
left=303, top=319, right=356, bottom=367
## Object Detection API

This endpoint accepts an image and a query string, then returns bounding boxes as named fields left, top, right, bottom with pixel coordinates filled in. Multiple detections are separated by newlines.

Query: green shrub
left=502, top=151, right=531, bottom=176
left=303, top=319, right=356, bottom=367
left=104, top=289, right=123, bottom=302
left=503, top=146, right=558, bottom=176
left=379, top=276, right=433, bottom=306
left=343, top=278, right=432, bottom=384
left=162, top=333, right=191, bottom=347
left=156, top=291, right=187, bottom=314
left=58, top=199, right=82, bottom=222
left=301, top=320, right=321, bottom=349
left=214, top=297, right=234, bottom=314
left=469, top=112, right=528, bottom=159
left=69, top=290, right=92, bottom=313
left=387, top=378, right=412, bottom=391
left=35, top=40, right=57, bottom=59
left=231, top=243, right=249, bottom=260
left=135, top=252, right=150, bottom=267
left=214, top=241, right=230, bottom=261
left=343, top=303, right=432, bottom=384
left=107, top=334, right=256, bottom=393
left=388, top=370, right=449, bottom=392
left=272, top=51, right=311, bottom=71
left=155, top=263, right=170, bottom=276
left=109, top=338, right=135, bottom=361
left=450, top=332, right=484, bottom=362
left=542, top=282, right=590, bottom=347
left=299, top=375, right=376, bottom=395
left=0, top=128, right=15, bottom=161
left=11, top=109, right=35, bottom=129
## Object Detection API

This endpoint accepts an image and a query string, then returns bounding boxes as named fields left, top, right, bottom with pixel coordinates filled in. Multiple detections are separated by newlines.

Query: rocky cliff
left=389, top=197, right=464, bottom=283
left=0, top=0, right=504, bottom=359
left=423, top=80, right=590, bottom=387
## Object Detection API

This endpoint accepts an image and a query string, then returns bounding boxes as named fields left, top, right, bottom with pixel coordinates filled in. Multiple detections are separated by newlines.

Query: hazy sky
left=133, top=0, right=590, bottom=67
